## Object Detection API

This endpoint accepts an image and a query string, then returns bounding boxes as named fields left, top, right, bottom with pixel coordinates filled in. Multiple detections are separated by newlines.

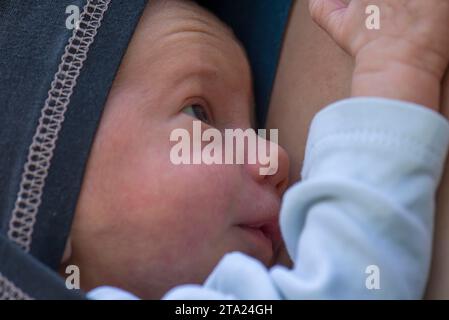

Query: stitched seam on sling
left=0, top=272, right=33, bottom=300
left=7, top=0, right=111, bottom=252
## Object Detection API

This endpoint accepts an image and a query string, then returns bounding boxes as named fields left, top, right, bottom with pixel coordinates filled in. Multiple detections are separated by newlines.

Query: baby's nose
left=267, top=144, right=289, bottom=196
left=245, top=137, right=290, bottom=197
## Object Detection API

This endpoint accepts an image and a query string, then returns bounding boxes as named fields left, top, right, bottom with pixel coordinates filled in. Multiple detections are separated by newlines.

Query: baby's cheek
left=117, top=141, right=245, bottom=251
left=120, top=165, right=237, bottom=271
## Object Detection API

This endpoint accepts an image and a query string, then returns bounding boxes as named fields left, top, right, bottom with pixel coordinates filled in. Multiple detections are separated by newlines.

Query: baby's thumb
left=308, top=0, right=347, bottom=41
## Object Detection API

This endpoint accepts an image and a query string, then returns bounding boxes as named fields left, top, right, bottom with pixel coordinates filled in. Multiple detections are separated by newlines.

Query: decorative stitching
left=0, top=272, right=33, bottom=300
left=7, top=0, right=111, bottom=252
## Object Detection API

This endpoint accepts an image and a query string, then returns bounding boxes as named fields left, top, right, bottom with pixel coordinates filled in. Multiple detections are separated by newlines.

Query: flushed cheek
left=117, top=144, right=249, bottom=241
left=121, top=164, right=231, bottom=223
left=138, top=151, right=239, bottom=211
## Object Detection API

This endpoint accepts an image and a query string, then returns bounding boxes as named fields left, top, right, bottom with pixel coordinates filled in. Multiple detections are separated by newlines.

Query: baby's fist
left=309, top=0, right=449, bottom=109
left=309, top=0, right=449, bottom=80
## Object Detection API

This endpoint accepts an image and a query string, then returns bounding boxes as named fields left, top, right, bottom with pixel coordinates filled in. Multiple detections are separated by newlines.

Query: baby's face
left=66, top=0, right=289, bottom=299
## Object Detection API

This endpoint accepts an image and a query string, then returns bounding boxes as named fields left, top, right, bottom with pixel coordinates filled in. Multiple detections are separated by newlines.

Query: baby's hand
left=309, top=0, right=449, bottom=109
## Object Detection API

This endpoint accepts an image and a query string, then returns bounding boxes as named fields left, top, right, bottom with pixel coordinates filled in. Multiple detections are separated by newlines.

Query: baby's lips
left=260, top=220, right=282, bottom=252
left=244, top=218, right=282, bottom=252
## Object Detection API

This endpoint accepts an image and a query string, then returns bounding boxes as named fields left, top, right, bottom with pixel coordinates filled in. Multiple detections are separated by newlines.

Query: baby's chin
left=84, top=235, right=275, bottom=299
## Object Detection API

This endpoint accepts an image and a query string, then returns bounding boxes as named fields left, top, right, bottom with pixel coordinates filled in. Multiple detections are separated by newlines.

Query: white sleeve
left=88, top=97, right=449, bottom=300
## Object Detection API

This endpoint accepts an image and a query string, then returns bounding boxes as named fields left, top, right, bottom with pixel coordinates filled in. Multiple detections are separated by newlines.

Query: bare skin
left=267, top=0, right=353, bottom=184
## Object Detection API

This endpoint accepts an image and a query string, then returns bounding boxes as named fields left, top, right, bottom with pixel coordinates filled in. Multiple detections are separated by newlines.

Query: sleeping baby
left=60, top=0, right=449, bottom=299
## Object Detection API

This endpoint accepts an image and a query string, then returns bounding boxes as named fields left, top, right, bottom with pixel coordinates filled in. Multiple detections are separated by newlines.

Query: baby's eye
left=182, top=104, right=211, bottom=124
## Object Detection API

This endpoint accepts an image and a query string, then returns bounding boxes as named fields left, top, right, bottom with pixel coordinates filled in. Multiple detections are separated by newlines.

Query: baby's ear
left=61, top=235, right=73, bottom=264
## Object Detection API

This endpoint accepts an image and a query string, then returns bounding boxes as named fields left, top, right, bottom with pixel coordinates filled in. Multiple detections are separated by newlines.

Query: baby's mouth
left=238, top=220, right=282, bottom=257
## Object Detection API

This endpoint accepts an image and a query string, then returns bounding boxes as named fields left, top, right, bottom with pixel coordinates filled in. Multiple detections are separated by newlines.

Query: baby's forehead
left=115, top=0, right=252, bottom=93
left=141, top=0, right=238, bottom=46
left=110, top=0, right=254, bottom=125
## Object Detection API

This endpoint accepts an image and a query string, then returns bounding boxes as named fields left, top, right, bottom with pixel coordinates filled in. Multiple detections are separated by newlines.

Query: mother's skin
left=267, top=0, right=449, bottom=298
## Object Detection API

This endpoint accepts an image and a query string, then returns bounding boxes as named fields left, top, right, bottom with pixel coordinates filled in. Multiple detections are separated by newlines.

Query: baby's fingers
left=308, top=0, right=348, bottom=45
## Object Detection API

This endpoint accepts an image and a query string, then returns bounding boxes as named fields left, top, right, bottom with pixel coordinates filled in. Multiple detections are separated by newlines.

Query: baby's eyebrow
left=171, top=63, right=220, bottom=88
